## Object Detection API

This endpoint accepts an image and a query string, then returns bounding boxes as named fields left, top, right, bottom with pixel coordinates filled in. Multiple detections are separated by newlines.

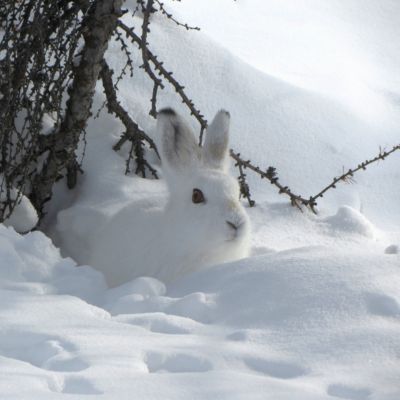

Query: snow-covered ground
left=1, top=222, right=399, bottom=399
left=1, top=1, right=400, bottom=399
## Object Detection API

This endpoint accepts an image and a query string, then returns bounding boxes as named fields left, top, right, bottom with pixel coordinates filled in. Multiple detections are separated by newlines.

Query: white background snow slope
left=1, top=1, right=400, bottom=399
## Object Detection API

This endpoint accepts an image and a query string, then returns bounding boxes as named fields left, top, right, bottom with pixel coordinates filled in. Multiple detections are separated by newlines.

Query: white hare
left=89, top=108, right=250, bottom=287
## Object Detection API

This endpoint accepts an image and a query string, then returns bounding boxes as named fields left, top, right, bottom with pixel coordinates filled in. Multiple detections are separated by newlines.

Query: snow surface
left=1, top=216, right=400, bottom=399
left=1, top=0, right=400, bottom=399
left=0, top=184, right=38, bottom=233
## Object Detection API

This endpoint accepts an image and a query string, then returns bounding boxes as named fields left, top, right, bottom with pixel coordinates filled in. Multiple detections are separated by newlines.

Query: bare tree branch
left=117, top=20, right=207, bottom=143
left=155, top=0, right=200, bottom=31
left=307, top=144, right=400, bottom=209
left=30, top=0, right=123, bottom=215
left=100, top=59, right=159, bottom=178
left=230, top=150, right=311, bottom=211
left=231, top=144, right=400, bottom=213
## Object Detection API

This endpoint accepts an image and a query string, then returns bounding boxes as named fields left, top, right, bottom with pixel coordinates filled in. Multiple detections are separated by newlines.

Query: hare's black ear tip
left=220, top=109, right=230, bottom=118
left=158, top=108, right=177, bottom=117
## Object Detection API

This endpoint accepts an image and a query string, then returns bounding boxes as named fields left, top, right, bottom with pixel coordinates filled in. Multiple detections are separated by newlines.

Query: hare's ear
left=203, top=110, right=230, bottom=171
left=157, top=108, right=201, bottom=170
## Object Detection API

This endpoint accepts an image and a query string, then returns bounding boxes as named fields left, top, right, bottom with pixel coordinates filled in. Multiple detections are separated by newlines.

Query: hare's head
left=157, top=108, right=250, bottom=264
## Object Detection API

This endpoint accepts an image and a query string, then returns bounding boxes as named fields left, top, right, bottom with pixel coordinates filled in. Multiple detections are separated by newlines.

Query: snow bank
left=170, top=0, right=400, bottom=113
left=1, top=223, right=400, bottom=399
left=0, top=224, right=106, bottom=302
left=0, top=183, right=38, bottom=232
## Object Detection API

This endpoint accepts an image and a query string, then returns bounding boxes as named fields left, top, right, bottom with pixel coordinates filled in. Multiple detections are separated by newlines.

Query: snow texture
left=1, top=0, right=400, bottom=399
left=0, top=183, right=38, bottom=233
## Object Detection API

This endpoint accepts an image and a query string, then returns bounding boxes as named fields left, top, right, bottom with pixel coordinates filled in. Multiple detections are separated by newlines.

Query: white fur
left=89, top=109, right=250, bottom=287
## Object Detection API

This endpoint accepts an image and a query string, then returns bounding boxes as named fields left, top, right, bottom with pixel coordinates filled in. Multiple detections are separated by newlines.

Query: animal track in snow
left=6, top=339, right=64, bottom=368
left=44, top=355, right=90, bottom=372
left=226, top=330, right=249, bottom=341
left=62, top=376, right=103, bottom=395
left=2, top=337, right=89, bottom=372
left=244, top=357, right=308, bottom=379
left=48, top=376, right=102, bottom=395
left=364, top=292, right=400, bottom=317
left=115, top=313, right=202, bottom=335
left=327, top=384, right=372, bottom=400
left=145, top=351, right=213, bottom=373
left=384, top=244, right=399, bottom=254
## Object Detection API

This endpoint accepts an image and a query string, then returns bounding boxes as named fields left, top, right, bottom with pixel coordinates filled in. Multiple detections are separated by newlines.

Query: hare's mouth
left=226, top=220, right=245, bottom=241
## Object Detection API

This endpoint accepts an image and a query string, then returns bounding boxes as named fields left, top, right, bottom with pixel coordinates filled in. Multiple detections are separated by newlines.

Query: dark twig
left=235, top=159, right=255, bottom=207
left=230, top=150, right=310, bottom=211
left=117, top=20, right=207, bottom=142
left=155, top=1, right=200, bottom=31
left=230, top=144, right=400, bottom=213
left=140, top=0, right=163, bottom=117
left=100, top=59, right=159, bottom=178
left=307, top=144, right=400, bottom=209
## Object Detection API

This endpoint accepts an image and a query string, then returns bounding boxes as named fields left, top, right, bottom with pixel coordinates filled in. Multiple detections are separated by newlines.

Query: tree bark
left=31, top=0, right=123, bottom=215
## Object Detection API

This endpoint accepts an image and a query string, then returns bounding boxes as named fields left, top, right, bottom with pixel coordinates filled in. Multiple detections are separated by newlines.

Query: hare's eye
left=192, top=188, right=205, bottom=204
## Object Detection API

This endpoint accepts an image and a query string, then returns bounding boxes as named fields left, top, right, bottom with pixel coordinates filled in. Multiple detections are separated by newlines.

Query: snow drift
left=1, top=223, right=400, bottom=399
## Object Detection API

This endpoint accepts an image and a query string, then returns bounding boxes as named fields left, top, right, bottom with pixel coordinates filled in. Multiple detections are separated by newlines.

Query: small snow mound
left=0, top=224, right=106, bottom=302
left=385, top=244, right=399, bottom=255
left=115, top=313, right=200, bottom=334
left=41, top=112, right=58, bottom=135
left=167, top=292, right=215, bottom=323
left=3, top=194, right=38, bottom=233
left=104, top=277, right=167, bottom=315
left=322, top=206, right=376, bottom=238
left=106, top=277, right=166, bottom=301
left=145, top=351, right=213, bottom=373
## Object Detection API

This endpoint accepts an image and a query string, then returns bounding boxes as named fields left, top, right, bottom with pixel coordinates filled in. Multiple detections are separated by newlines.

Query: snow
left=385, top=244, right=399, bottom=255
left=322, top=206, right=376, bottom=239
left=170, top=0, right=400, bottom=111
left=1, top=0, right=400, bottom=399
left=1, top=187, right=38, bottom=233
left=1, top=222, right=400, bottom=399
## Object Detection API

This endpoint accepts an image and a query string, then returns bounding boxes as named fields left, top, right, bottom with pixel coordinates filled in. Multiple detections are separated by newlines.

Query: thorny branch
left=231, top=144, right=400, bottom=212
left=155, top=0, right=200, bottom=31
left=140, top=0, right=163, bottom=118
left=99, top=59, right=159, bottom=178
left=307, top=144, right=400, bottom=210
left=117, top=20, right=208, bottom=143
left=230, top=150, right=310, bottom=210
left=232, top=156, right=255, bottom=207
